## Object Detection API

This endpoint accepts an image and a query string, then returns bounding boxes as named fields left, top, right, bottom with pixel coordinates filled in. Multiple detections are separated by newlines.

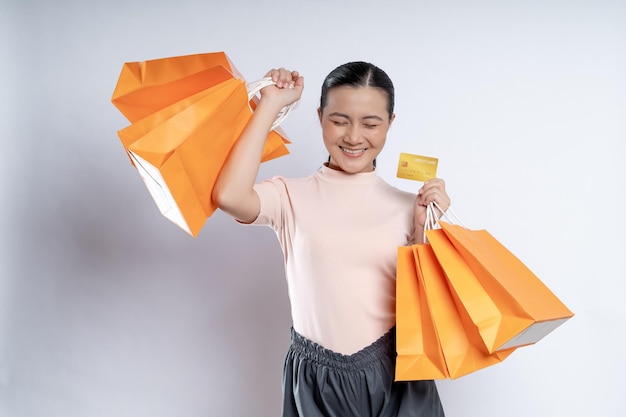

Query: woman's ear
left=389, top=113, right=396, bottom=125
left=317, top=107, right=322, bottom=123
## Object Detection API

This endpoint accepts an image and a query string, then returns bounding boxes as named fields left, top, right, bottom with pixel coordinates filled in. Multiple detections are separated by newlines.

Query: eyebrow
left=327, top=112, right=384, bottom=122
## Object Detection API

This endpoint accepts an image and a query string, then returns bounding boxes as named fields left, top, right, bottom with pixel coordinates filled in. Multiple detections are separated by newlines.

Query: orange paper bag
left=396, top=246, right=448, bottom=381
left=112, top=52, right=291, bottom=164
left=426, top=228, right=533, bottom=354
left=436, top=221, right=574, bottom=352
left=117, top=77, right=249, bottom=236
left=112, top=53, right=297, bottom=236
left=414, top=244, right=515, bottom=379
left=112, top=51, right=244, bottom=123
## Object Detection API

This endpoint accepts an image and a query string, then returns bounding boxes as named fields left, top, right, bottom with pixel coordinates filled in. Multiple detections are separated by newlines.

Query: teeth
left=341, top=147, right=365, bottom=154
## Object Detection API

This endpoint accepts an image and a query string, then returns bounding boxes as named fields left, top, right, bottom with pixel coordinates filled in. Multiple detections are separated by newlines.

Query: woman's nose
left=344, top=125, right=362, bottom=144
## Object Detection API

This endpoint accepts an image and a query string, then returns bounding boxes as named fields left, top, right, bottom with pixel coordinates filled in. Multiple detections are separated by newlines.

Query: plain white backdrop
left=1, top=0, right=625, bottom=416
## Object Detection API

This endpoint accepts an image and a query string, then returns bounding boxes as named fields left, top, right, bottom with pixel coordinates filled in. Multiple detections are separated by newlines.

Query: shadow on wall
left=4, top=136, right=292, bottom=415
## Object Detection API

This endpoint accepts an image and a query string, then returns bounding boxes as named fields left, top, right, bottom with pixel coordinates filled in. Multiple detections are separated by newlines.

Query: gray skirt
left=282, top=328, right=445, bottom=417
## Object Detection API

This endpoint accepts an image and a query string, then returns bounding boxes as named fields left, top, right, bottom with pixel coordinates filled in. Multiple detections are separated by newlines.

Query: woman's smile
left=339, top=146, right=367, bottom=156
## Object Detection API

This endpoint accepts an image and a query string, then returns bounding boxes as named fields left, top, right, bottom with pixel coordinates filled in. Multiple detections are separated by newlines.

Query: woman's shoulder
left=377, top=177, right=416, bottom=196
left=255, top=171, right=318, bottom=190
left=376, top=178, right=417, bottom=205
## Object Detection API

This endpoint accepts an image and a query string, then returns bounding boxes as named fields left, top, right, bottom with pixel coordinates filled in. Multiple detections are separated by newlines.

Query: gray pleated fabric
left=282, top=328, right=445, bottom=417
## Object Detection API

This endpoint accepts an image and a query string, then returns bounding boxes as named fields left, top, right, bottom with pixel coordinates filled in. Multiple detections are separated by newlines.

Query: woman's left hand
left=412, top=178, right=451, bottom=244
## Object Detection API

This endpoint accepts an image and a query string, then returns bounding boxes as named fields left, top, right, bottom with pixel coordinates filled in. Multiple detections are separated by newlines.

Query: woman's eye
left=364, top=124, right=379, bottom=129
left=331, top=120, right=347, bottom=126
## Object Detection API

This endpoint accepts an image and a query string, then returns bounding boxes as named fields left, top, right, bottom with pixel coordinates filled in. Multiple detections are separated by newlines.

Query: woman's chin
left=331, top=159, right=375, bottom=174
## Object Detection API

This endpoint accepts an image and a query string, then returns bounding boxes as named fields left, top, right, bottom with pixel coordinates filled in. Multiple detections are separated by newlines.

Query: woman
left=213, top=62, right=449, bottom=417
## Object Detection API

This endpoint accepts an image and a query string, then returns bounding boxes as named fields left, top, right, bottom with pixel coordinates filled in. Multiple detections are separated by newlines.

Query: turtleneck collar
left=316, top=163, right=381, bottom=185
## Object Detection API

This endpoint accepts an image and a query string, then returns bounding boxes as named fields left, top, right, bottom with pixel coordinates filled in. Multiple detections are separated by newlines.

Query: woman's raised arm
left=212, top=68, right=304, bottom=223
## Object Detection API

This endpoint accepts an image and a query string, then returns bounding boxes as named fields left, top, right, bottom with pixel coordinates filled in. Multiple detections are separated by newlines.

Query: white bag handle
left=246, top=77, right=299, bottom=130
left=422, top=201, right=466, bottom=243
left=432, top=201, right=465, bottom=227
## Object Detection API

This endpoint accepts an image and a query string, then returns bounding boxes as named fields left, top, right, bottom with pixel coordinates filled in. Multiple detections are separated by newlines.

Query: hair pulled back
left=319, top=61, right=395, bottom=118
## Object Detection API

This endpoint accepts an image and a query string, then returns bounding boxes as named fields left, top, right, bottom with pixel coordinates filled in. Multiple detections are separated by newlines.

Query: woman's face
left=318, top=86, right=395, bottom=174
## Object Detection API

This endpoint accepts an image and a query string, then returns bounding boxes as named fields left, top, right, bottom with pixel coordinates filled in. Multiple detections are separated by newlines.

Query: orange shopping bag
left=117, top=77, right=249, bottom=236
left=395, top=246, right=448, bottom=381
left=112, top=52, right=291, bottom=164
left=426, top=227, right=533, bottom=354
left=111, top=51, right=244, bottom=123
left=413, top=244, right=515, bottom=379
left=111, top=53, right=298, bottom=236
left=436, top=220, right=574, bottom=352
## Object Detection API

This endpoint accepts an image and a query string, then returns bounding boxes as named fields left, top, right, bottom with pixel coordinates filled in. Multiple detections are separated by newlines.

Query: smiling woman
left=320, top=85, right=394, bottom=173
left=319, top=62, right=396, bottom=173
left=212, top=61, right=451, bottom=417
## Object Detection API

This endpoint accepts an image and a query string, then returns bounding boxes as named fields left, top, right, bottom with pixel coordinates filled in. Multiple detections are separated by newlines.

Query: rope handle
left=423, top=201, right=467, bottom=243
left=246, top=77, right=299, bottom=130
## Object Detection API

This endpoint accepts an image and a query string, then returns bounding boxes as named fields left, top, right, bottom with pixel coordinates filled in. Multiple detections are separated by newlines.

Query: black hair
left=319, top=61, right=395, bottom=118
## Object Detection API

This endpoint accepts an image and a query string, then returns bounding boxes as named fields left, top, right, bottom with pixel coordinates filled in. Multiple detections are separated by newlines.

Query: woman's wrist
left=249, top=99, right=285, bottom=131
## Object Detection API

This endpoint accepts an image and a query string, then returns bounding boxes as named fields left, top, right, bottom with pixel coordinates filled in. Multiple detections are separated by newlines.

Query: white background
left=1, top=0, right=625, bottom=416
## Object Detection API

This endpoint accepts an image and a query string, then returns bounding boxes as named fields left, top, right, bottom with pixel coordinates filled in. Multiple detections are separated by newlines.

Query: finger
left=265, top=68, right=279, bottom=81
left=275, top=68, right=294, bottom=88
left=418, top=178, right=445, bottom=194
left=292, top=74, right=304, bottom=90
left=417, top=180, right=445, bottom=202
left=265, top=68, right=286, bottom=85
left=419, top=186, right=449, bottom=201
left=265, top=68, right=302, bottom=88
left=418, top=187, right=450, bottom=208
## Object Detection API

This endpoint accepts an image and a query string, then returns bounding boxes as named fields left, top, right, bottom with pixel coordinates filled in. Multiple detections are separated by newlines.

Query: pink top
left=251, top=165, right=416, bottom=354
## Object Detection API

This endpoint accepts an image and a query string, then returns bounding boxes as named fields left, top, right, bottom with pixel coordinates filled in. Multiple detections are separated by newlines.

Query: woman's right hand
left=260, top=68, right=304, bottom=110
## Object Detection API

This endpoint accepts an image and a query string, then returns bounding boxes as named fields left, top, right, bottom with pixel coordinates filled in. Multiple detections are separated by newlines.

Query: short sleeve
left=248, top=177, right=289, bottom=231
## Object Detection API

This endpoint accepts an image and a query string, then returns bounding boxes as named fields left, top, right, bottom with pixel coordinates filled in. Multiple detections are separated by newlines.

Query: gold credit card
left=396, top=153, right=438, bottom=182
